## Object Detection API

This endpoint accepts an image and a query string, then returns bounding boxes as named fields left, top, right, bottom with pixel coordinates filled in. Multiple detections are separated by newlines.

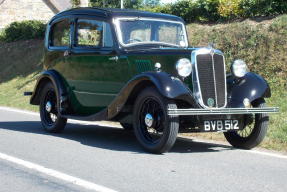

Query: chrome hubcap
left=145, top=113, right=153, bottom=128
left=45, top=101, right=52, bottom=112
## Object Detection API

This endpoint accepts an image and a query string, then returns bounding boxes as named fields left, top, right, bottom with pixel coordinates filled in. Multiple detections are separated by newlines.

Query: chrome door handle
left=109, top=56, right=118, bottom=61
left=64, top=50, right=71, bottom=57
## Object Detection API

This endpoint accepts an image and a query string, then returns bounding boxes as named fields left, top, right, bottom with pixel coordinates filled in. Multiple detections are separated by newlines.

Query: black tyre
left=133, top=87, right=179, bottom=154
left=39, top=82, right=67, bottom=133
left=120, top=123, right=133, bottom=131
left=224, top=99, right=269, bottom=149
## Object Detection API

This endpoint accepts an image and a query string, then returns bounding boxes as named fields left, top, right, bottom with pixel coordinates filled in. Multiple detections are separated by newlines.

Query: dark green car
left=27, top=8, right=278, bottom=153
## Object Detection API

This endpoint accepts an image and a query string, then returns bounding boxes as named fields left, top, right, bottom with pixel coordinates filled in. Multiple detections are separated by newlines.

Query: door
left=45, top=17, right=72, bottom=72
left=61, top=18, right=130, bottom=113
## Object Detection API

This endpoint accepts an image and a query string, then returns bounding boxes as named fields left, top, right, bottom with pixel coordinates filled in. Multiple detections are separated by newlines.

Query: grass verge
left=0, top=73, right=38, bottom=111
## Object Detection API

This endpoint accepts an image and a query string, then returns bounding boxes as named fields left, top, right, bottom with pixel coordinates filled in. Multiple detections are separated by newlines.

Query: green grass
left=0, top=73, right=38, bottom=111
left=263, top=84, right=287, bottom=151
left=0, top=16, right=286, bottom=152
left=0, top=39, right=43, bottom=111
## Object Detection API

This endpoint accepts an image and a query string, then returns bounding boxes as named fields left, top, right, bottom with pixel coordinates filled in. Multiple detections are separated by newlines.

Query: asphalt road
left=0, top=107, right=286, bottom=192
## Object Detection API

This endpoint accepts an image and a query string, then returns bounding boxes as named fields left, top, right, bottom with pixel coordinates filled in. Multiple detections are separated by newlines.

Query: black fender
left=228, top=72, right=271, bottom=108
left=107, top=71, right=196, bottom=119
left=30, top=70, right=68, bottom=110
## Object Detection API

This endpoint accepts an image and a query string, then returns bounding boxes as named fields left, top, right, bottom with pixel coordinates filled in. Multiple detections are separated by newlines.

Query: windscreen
left=115, top=18, right=188, bottom=47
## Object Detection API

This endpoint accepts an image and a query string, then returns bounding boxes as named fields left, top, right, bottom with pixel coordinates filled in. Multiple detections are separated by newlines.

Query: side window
left=76, top=19, right=113, bottom=48
left=51, top=19, right=70, bottom=47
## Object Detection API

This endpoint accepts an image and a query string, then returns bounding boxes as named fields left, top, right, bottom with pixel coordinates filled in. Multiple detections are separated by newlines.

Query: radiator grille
left=213, top=54, right=226, bottom=107
left=196, top=54, right=216, bottom=107
left=196, top=53, right=226, bottom=108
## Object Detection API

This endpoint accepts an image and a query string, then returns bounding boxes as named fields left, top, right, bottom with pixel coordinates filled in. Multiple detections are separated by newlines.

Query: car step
left=24, top=92, right=33, bottom=96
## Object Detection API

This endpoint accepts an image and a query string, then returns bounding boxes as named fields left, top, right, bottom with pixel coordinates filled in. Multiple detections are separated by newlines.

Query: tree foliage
left=70, top=0, right=80, bottom=7
left=144, top=0, right=287, bottom=23
left=89, top=0, right=144, bottom=9
left=144, top=0, right=160, bottom=7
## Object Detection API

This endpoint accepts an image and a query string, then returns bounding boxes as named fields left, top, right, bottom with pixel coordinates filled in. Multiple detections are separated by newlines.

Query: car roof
left=51, top=7, right=184, bottom=23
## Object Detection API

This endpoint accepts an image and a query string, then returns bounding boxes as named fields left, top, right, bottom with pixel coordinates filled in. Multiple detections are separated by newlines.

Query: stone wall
left=0, top=0, right=57, bottom=29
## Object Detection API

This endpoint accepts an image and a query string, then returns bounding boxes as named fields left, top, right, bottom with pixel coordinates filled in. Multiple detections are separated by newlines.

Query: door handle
left=108, top=56, right=119, bottom=61
left=64, top=50, right=71, bottom=57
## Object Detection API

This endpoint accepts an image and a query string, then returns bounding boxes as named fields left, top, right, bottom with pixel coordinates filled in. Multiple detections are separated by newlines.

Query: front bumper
left=168, top=107, right=279, bottom=116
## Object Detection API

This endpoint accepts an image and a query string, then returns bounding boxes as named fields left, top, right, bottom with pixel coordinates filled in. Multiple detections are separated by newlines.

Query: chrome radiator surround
left=191, top=48, right=227, bottom=109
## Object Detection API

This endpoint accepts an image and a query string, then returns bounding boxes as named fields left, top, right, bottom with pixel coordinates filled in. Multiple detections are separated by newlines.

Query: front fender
left=107, top=71, right=195, bottom=119
left=228, top=72, right=271, bottom=108
left=30, top=70, right=68, bottom=106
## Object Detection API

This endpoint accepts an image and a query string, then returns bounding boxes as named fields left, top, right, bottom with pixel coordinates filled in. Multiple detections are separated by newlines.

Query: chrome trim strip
left=168, top=107, right=279, bottom=116
left=211, top=52, right=218, bottom=107
left=191, top=48, right=227, bottom=109
left=73, top=90, right=117, bottom=96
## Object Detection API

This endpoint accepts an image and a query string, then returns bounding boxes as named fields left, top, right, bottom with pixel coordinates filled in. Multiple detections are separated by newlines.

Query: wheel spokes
left=43, top=89, right=58, bottom=126
left=237, top=115, right=255, bottom=138
left=139, top=98, right=165, bottom=143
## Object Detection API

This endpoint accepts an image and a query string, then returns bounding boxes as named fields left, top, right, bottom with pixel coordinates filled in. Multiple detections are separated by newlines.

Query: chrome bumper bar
left=168, top=107, right=279, bottom=116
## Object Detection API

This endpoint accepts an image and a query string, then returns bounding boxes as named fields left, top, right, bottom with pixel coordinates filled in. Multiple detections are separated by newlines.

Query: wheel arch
left=108, top=72, right=195, bottom=119
left=30, top=70, right=68, bottom=106
left=124, top=80, right=155, bottom=106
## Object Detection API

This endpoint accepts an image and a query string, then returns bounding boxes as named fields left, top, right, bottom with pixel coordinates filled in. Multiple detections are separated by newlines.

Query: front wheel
left=224, top=99, right=269, bottom=149
left=133, top=87, right=179, bottom=154
left=39, top=82, right=67, bottom=133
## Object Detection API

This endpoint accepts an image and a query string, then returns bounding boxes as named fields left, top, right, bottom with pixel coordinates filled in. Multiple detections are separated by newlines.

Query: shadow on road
left=0, top=121, right=234, bottom=154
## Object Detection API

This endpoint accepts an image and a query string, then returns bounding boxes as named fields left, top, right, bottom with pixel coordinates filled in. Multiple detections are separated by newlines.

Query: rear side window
left=76, top=19, right=113, bottom=48
left=50, top=19, right=70, bottom=47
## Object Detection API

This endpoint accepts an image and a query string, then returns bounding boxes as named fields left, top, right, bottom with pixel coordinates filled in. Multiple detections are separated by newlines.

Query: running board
left=168, top=107, right=279, bottom=116
left=61, top=109, right=108, bottom=121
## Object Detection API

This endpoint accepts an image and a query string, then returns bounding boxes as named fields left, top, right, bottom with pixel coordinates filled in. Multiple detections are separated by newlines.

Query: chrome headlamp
left=231, top=59, right=248, bottom=78
left=176, top=58, right=192, bottom=77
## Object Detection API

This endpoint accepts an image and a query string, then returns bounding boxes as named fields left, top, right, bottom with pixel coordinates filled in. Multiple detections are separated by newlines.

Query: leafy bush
left=89, top=0, right=144, bottom=9
left=144, top=0, right=287, bottom=23
left=1, top=20, right=46, bottom=42
left=0, top=29, right=5, bottom=42
left=240, top=0, right=287, bottom=17
left=71, top=0, right=80, bottom=8
left=144, top=0, right=221, bottom=22
left=218, top=0, right=243, bottom=18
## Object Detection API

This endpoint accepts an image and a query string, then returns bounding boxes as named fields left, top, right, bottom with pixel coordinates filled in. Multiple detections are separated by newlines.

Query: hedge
left=0, top=20, right=46, bottom=43
left=144, top=0, right=287, bottom=23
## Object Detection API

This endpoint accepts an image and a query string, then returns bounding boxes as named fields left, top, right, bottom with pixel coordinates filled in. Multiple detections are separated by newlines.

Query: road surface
left=0, top=107, right=286, bottom=192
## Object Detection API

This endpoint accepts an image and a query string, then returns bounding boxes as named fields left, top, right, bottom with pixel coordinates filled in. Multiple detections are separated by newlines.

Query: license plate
left=203, top=120, right=240, bottom=132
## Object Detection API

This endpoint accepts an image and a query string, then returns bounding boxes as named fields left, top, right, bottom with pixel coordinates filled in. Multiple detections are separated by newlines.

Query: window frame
left=72, top=17, right=115, bottom=50
left=48, top=17, right=72, bottom=50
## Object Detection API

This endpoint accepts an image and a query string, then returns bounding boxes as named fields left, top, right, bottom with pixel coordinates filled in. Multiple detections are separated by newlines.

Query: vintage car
left=26, top=8, right=278, bottom=153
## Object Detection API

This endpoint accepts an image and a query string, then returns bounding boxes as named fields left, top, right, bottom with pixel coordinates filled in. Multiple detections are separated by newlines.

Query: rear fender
left=30, top=70, right=68, bottom=113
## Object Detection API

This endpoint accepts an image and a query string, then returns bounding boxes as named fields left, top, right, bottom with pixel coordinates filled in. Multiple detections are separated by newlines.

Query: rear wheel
left=133, top=87, right=179, bottom=154
left=224, top=99, right=269, bottom=149
left=39, top=82, right=67, bottom=133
